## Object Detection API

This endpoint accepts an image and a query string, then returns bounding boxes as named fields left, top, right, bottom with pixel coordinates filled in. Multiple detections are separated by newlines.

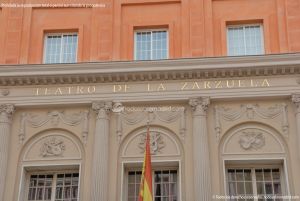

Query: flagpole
left=138, top=119, right=153, bottom=201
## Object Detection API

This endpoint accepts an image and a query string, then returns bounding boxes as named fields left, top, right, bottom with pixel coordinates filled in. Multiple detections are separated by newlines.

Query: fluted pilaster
left=189, top=97, right=212, bottom=201
left=90, top=101, right=112, bottom=201
left=0, top=104, right=15, bottom=201
left=292, top=94, right=300, bottom=159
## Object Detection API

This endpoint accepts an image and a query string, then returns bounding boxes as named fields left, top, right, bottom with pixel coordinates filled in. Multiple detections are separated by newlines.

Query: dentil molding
left=1, top=53, right=300, bottom=86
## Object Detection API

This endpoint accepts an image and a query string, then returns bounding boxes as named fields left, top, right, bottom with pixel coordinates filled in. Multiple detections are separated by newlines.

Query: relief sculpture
left=239, top=131, right=265, bottom=150
left=40, top=137, right=66, bottom=157
left=138, top=132, right=165, bottom=154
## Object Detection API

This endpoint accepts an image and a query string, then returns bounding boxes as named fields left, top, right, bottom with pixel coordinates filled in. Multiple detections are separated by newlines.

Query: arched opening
left=219, top=122, right=291, bottom=200
left=118, top=125, right=184, bottom=201
left=16, top=129, right=84, bottom=201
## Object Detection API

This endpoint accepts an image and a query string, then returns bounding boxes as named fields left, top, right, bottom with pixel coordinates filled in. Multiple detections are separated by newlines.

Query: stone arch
left=117, top=125, right=185, bottom=201
left=16, top=129, right=84, bottom=201
left=20, top=128, right=84, bottom=162
left=220, top=122, right=287, bottom=155
left=119, top=125, right=183, bottom=159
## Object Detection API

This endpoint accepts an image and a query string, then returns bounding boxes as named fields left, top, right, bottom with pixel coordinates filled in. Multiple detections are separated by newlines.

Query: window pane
left=236, top=182, right=245, bottom=194
left=127, top=171, right=142, bottom=201
left=257, top=182, right=265, bottom=195
left=274, top=182, right=282, bottom=195
left=255, top=168, right=282, bottom=199
left=135, top=30, right=168, bottom=60
left=227, top=25, right=264, bottom=56
left=44, top=33, right=77, bottom=64
left=55, top=172, right=79, bottom=201
left=272, top=169, right=280, bottom=181
left=128, top=169, right=177, bottom=201
left=227, top=169, right=252, bottom=197
left=255, top=169, right=264, bottom=181
left=28, top=174, right=53, bottom=201
left=56, top=187, right=63, bottom=199
left=228, top=182, right=236, bottom=196
left=245, top=182, right=253, bottom=195
left=61, top=34, right=78, bottom=63
left=265, top=182, right=273, bottom=194
left=154, top=170, right=177, bottom=200
left=264, top=169, right=272, bottom=181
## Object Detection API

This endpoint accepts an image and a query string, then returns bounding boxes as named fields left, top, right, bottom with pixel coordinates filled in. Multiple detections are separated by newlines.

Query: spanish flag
left=138, top=127, right=153, bottom=201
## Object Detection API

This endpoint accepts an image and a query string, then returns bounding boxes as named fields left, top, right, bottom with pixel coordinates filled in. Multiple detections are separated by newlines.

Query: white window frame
left=121, top=160, right=182, bottom=201
left=125, top=167, right=179, bottom=201
left=24, top=170, right=80, bottom=201
left=134, top=29, right=169, bottom=60
left=226, top=24, right=265, bottom=56
left=43, top=32, right=78, bottom=64
left=225, top=165, right=287, bottom=201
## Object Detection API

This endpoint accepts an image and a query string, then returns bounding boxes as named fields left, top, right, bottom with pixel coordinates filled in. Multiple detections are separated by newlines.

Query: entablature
left=0, top=53, right=299, bottom=86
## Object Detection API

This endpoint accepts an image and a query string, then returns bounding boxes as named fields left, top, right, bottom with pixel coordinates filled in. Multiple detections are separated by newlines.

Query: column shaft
left=292, top=94, right=300, bottom=159
left=0, top=104, right=14, bottom=201
left=90, top=101, right=112, bottom=201
left=189, top=98, right=212, bottom=201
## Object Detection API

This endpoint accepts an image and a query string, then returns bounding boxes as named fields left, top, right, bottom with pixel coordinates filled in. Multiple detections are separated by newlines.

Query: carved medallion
left=40, top=137, right=65, bottom=157
left=138, top=132, right=165, bottom=154
left=239, top=131, right=265, bottom=150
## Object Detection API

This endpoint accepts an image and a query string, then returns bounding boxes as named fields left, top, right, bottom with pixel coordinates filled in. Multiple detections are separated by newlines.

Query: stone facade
left=0, top=0, right=300, bottom=200
left=0, top=54, right=299, bottom=201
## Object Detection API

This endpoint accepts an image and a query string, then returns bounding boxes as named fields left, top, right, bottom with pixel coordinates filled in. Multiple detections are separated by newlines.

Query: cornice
left=0, top=53, right=300, bottom=86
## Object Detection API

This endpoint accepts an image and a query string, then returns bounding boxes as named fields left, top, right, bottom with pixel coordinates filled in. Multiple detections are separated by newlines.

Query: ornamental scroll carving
left=138, top=132, right=166, bottom=154
left=114, top=103, right=186, bottom=143
left=239, top=130, right=265, bottom=150
left=19, top=111, right=89, bottom=144
left=214, top=104, right=288, bottom=142
left=40, top=137, right=65, bottom=157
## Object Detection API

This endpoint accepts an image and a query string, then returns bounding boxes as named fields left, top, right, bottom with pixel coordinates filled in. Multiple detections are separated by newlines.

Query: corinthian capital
left=92, top=101, right=113, bottom=119
left=189, top=97, right=210, bottom=116
left=292, top=94, right=300, bottom=113
left=0, top=104, right=15, bottom=123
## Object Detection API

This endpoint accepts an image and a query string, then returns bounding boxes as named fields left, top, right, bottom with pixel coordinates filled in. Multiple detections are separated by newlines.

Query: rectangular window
left=27, top=172, right=79, bottom=201
left=227, top=24, right=264, bottom=56
left=44, top=33, right=78, bottom=64
left=127, top=169, right=178, bottom=201
left=226, top=168, right=284, bottom=201
left=134, top=30, right=168, bottom=60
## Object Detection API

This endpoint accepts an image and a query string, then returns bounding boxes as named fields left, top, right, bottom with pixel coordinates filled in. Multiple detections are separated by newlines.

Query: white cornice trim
left=0, top=53, right=300, bottom=86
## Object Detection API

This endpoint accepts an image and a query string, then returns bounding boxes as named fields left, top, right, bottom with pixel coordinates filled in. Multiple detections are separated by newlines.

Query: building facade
left=0, top=0, right=300, bottom=201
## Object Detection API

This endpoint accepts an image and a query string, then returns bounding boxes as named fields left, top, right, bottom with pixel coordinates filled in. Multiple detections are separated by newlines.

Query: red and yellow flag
left=138, top=127, right=153, bottom=201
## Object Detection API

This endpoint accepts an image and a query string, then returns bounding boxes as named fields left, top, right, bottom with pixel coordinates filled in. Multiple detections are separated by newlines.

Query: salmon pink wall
left=28, top=8, right=92, bottom=64
left=286, top=0, right=300, bottom=51
left=212, top=0, right=286, bottom=56
left=120, top=2, right=181, bottom=60
left=0, top=0, right=299, bottom=64
left=0, top=8, right=3, bottom=62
